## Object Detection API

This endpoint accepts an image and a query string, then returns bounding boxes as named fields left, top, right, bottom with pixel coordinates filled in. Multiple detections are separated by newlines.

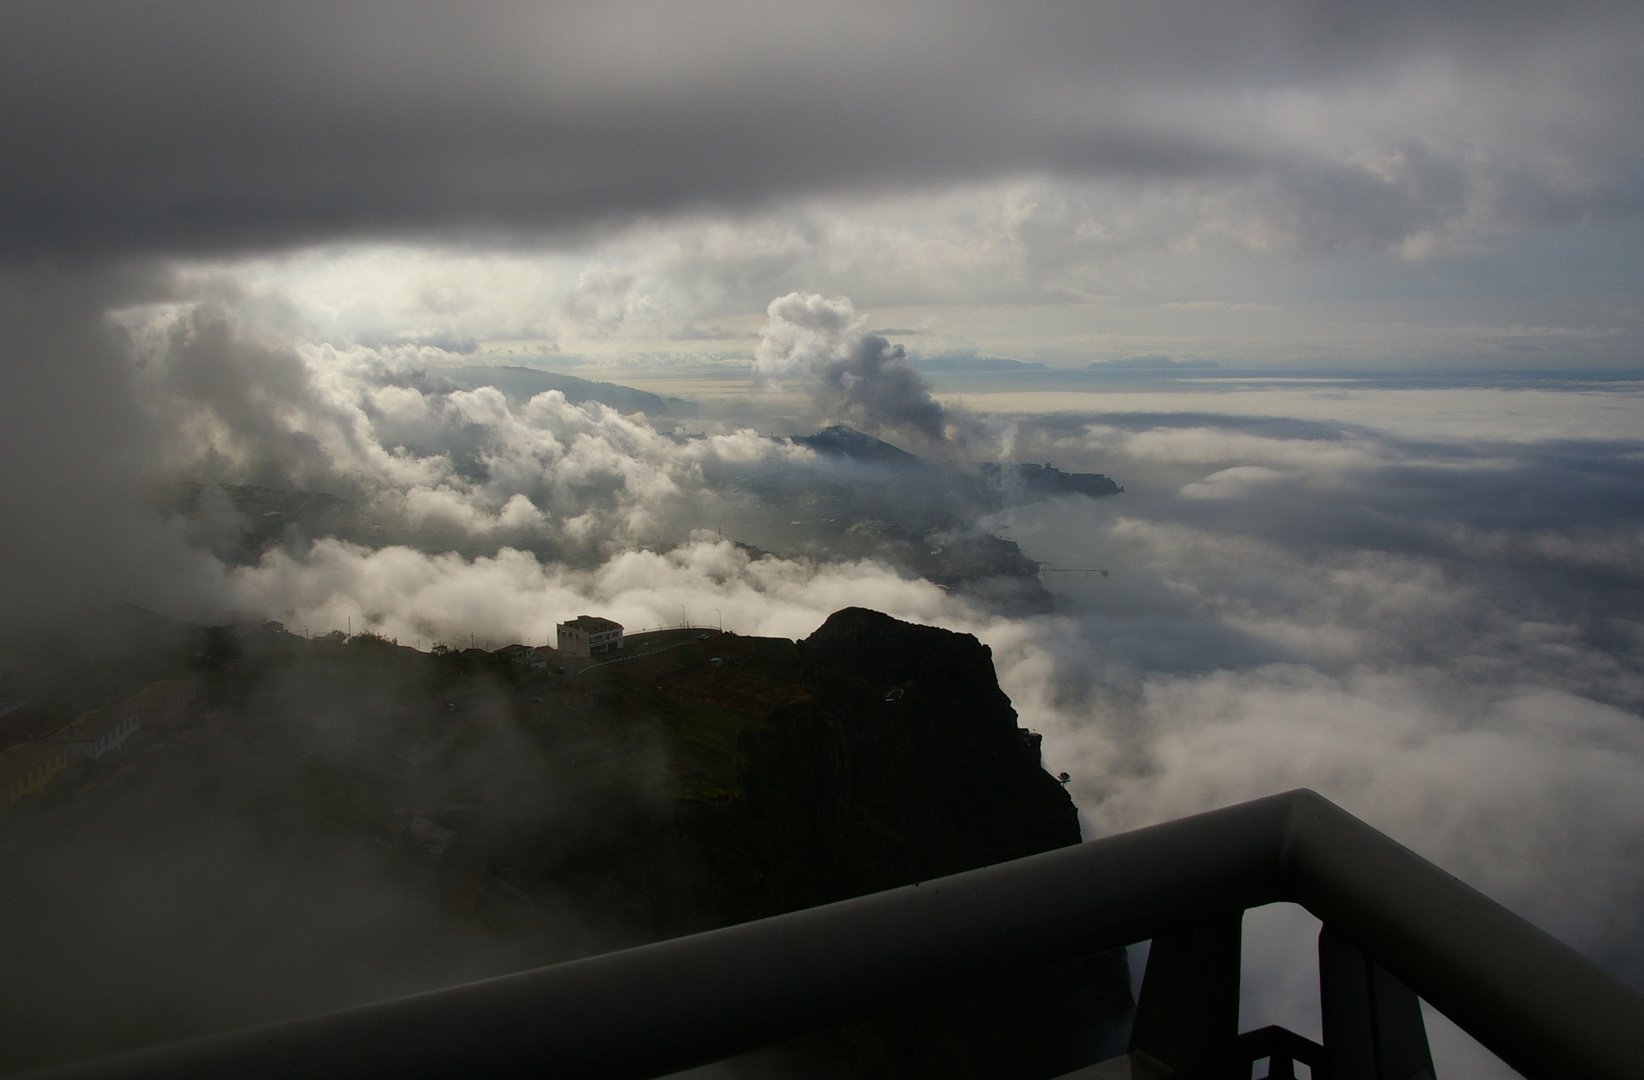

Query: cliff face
left=722, top=608, right=1132, bottom=1079
left=0, top=608, right=1128, bottom=1078
left=735, top=608, right=1080, bottom=908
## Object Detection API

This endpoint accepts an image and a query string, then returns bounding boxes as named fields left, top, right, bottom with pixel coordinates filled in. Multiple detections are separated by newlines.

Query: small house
left=497, top=644, right=554, bottom=669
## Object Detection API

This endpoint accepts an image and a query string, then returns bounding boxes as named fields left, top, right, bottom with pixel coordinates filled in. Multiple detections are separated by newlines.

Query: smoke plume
left=754, top=293, right=950, bottom=449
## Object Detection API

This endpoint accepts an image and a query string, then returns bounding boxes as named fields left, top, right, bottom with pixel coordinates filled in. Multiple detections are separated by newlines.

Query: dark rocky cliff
left=0, top=609, right=1131, bottom=1077
left=734, top=608, right=1081, bottom=907
left=717, top=608, right=1133, bottom=1079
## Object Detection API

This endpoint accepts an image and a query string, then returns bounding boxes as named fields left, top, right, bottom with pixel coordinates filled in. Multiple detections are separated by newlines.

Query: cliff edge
left=722, top=608, right=1132, bottom=1079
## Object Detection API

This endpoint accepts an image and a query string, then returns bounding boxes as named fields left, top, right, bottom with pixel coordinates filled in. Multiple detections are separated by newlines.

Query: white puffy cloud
left=118, top=294, right=856, bottom=562
left=225, top=535, right=969, bottom=650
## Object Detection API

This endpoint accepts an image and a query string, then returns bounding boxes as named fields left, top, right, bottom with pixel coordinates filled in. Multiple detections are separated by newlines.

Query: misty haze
left=2, top=3, right=1642, bottom=1079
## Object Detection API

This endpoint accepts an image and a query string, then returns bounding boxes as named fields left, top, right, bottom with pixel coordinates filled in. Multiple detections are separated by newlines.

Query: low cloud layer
left=969, top=396, right=1644, bottom=1078
left=0, top=260, right=1639, bottom=1080
left=133, top=342, right=1642, bottom=1010
left=181, top=382, right=1644, bottom=1080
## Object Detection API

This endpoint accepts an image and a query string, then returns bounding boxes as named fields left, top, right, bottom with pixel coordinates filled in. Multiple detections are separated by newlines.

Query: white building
left=556, top=616, right=624, bottom=657
left=50, top=704, right=140, bottom=762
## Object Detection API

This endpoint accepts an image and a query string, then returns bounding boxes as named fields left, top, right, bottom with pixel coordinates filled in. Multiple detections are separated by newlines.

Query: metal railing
left=9, top=789, right=1642, bottom=1080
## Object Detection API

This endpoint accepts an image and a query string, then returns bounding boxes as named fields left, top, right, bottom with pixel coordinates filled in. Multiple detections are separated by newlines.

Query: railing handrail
left=8, top=789, right=1641, bottom=1080
left=1277, top=792, right=1642, bottom=1079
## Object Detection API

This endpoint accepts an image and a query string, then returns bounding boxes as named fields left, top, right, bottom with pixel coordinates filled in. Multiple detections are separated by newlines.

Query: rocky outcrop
left=722, top=608, right=1133, bottom=1079
left=736, top=608, right=1079, bottom=906
left=0, top=604, right=1129, bottom=1078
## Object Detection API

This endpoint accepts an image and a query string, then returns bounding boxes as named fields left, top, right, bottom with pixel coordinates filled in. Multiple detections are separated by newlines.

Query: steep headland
left=0, top=607, right=1130, bottom=1078
left=718, top=608, right=1131, bottom=1078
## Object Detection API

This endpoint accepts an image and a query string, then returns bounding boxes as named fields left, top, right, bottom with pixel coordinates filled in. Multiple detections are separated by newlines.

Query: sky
left=2, top=2, right=1643, bottom=1078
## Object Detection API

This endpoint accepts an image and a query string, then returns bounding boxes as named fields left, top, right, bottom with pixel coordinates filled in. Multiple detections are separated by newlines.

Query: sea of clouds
left=969, top=390, right=1644, bottom=1077
left=4, top=3, right=1641, bottom=1073
left=3, top=272, right=1640, bottom=1078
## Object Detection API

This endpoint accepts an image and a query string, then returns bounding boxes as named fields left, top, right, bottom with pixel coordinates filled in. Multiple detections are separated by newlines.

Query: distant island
left=911, top=356, right=1048, bottom=372
left=761, top=425, right=1124, bottom=608
left=981, top=460, right=1124, bottom=499
left=1086, top=357, right=1219, bottom=370
left=794, top=424, right=1123, bottom=501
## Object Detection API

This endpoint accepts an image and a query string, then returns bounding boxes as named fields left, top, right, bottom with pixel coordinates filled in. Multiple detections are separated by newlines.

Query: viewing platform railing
left=9, top=789, right=1641, bottom=1080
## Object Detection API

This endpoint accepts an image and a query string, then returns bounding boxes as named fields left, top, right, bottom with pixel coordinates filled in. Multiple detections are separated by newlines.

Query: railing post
left=1129, top=914, right=1243, bottom=1080
left=1319, top=929, right=1436, bottom=1080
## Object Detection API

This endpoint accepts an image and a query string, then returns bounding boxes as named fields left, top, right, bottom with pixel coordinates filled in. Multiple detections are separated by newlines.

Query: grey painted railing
left=8, top=790, right=1641, bottom=1080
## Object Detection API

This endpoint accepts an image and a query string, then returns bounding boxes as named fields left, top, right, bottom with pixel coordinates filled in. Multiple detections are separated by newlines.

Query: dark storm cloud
left=0, top=0, right=1639, bottom=257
